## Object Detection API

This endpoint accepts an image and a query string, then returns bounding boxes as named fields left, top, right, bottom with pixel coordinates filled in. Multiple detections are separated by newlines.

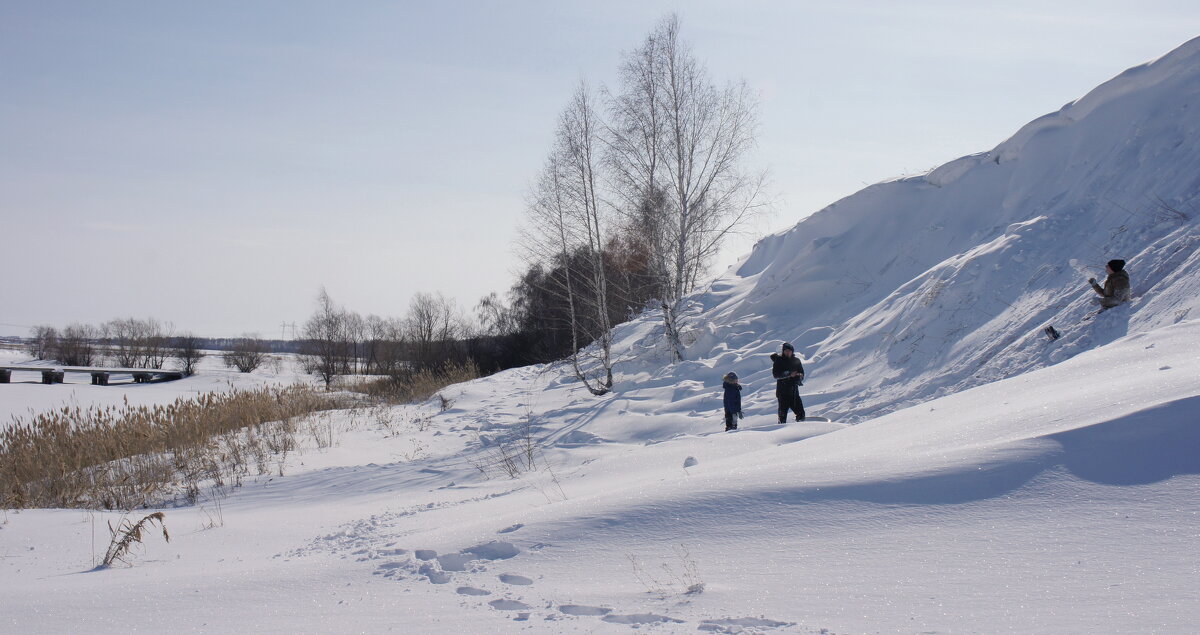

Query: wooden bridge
left=0, top=366, right=185, bottom=385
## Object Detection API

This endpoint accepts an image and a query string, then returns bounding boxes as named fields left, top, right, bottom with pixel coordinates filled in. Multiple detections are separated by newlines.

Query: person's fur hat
left=1108, top=259, right=1126, bottom=272
left=723, top=371, right=739, bottom=383
left=781, top=342, right=795, bottom=353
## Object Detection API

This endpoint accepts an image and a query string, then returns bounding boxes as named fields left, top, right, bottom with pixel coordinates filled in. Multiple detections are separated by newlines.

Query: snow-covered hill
left=4, top=38, right=1199, bottom=635
left=654, top=35, right=1200, bottom=422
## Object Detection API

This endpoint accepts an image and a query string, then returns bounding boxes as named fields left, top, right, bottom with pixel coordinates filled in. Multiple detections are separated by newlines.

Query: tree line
left=25, top=320, right=270, bottom=376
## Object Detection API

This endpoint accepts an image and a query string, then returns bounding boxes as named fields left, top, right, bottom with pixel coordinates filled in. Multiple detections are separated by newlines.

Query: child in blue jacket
left=722, top=372, right=743, bottom=431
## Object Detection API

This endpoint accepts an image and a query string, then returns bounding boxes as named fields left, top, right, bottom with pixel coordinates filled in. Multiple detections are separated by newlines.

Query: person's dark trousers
left=724, top=410, right=738, bottom=430
left=777, top=393, right=805, bottom=423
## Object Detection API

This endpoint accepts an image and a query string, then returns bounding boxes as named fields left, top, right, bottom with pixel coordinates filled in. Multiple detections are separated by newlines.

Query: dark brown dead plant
left=99, top=511, right=169, bottom=568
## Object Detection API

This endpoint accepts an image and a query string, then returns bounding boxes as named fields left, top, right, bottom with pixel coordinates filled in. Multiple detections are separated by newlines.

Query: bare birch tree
left=520, top=83, right=615, bottom=395
left=606, top=14, right=765, bottom=361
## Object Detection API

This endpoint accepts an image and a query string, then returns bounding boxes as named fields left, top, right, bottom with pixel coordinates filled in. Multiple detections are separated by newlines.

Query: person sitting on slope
left=1089, top=259, right=1131, bottom=309
left=722, top=372, right=743, bottom=431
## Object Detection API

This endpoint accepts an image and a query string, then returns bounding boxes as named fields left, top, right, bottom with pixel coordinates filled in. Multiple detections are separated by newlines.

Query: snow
left=4, top=38, right=1200, bottom=634
left=0, top=348, right=309, bottom=428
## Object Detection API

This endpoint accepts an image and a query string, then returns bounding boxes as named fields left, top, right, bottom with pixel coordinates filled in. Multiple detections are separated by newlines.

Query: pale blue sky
left=2, top=1, right=1198, bottom=337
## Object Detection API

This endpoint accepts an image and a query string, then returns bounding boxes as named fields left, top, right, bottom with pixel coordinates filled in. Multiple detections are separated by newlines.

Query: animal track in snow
left=498, top=573, right=533, bottom=585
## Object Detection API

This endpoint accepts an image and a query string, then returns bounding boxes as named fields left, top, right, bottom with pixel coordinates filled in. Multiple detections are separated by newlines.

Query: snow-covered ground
left=0, top=347, right=309, bottom=427
left=3, top=36, right=1199, bottom=635
left=2, top=321, right=1197, bottom=633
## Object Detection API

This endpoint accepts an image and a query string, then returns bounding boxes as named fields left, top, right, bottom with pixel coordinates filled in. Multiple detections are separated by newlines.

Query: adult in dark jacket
left=1090, top=259, right=1131, bottom=308
left=722, top=372, right=742, bottom=431
left=770, top=342, right=805, bottom=423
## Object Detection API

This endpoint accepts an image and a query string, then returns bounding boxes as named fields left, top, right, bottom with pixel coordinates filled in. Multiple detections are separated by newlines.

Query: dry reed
left=1, top=385, right=343, bottom=510
left=100, top=511, right=170, bottom=568
left=347, top=361, right=479, bottom=405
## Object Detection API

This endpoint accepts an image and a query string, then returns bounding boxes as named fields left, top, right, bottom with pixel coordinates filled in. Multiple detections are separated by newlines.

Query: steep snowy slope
left=651, top=36, right=1200, bottom=421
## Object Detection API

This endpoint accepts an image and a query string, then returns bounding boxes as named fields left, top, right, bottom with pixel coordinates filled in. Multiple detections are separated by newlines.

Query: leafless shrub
left=105, top=317, right=173, bottom=369
left=1153, top=195, right=1193, bottom=223
left=53, top=323, right=100, bottom=366
left=27, top=325, right=58, bottom=360
left=306, top=411, right=337, bottom=449
left=198, top=488, right=225, bottom=530
left=222, top=335, right=269, bottom=373
left=470, top=419, right=541, bottom=480
left=174, top=333, right=206, bottom=376
left=483, top=435, right=523, bottom=479
left=627, top=544, right=704, bottom=597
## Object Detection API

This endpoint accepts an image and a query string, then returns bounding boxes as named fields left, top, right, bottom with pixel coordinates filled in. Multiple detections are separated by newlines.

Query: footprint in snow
left=489, top=599, right=531, bottom=611
left=497, top=524, right=524, bottom=534
left=414, top=549, right=437, bottom=561
left=436, top=553, right=474, bottom=572
left=558, top=605, right=612, bottom=616
left=601, top=613, right=684, bottom=625
left=498, top=573, right=533, bottom=585
left=698, top=617, right=796, bottom=632
left=421, top=568, right=451, bottom=584
left=463, top=541, right=520, bottom=560
left=456, top=586, right=491, bottom=596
